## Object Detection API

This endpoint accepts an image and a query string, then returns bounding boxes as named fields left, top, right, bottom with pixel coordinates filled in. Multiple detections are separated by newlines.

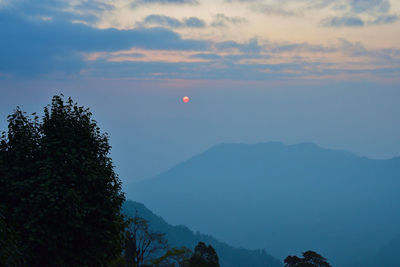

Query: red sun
left=182, top=96, right=190, bottom=103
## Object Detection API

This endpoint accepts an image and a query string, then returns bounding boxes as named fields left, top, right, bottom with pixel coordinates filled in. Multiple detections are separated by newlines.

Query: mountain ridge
left=138, top=141, right=398, bottom=186
left=122, top=200, right=282, bottom=267
left=127, top=141, right=400, bottom=266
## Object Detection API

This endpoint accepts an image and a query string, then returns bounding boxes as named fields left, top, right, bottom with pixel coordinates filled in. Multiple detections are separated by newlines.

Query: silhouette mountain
left=122, top=200, right=282, bottom=267
left=360, top=234, right=400, bottom=267
left=128, top=142, right=400, bottom=266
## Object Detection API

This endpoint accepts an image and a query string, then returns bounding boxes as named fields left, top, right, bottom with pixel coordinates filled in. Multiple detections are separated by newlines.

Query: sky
left=1, top=0, right=399, bottom=187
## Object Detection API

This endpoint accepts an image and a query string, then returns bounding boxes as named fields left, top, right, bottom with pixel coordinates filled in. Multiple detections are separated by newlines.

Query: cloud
left=1, top=0, right=398, bottom=82
left=223, top=0, right=302, bottom=17
left=184, top=17, right=206, bottom=27
left=136, top=0, right=197, bottom=4
left=303, top=0, right=336, bottom=9
left=216, top=38, right=262, bottom=54
left=369, top=14, right=399, bottom=24
left=189, top=53, right=222, bottom=60
left=211, top=13, right=247, bottom=27
left=273, top=42, right=336, bottom=53
left=320, top=0, right=399, bottom=27
left=0, top=11, right=209, bottom=75
left=79, top=45, right=400, bottom=82
left=338, top=38, right=400, bottom=64
left=143, top=15, right=182, bottom=27
left=223, top=0, right=258, bottom=2
left=337, top=38, right=368, bottom=56
left=88, top=59, right=308, bottom=81
left=142, top=15, right=205, bottom=28
left=321, top=16, right=365, bottom=27
left=349, top=0, right=390, bottom=14
left=1, top=0, right=111, bottom=23
left=251, top=3, right=299, bottom=17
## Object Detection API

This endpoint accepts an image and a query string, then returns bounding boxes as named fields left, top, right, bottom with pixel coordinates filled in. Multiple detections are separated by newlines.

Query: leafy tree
left=0, top=95, right=127, bottom=266
left=189, top=242, right=220, bottom=267
left=284, top=250, right=332, bottom=267
left=152, top=246, right=192, bottom=267
left=0, top=206, right=24, bottom=266
left=124, top=211, right=168, bottom=266
left=110, top=254, right=128, bottom=267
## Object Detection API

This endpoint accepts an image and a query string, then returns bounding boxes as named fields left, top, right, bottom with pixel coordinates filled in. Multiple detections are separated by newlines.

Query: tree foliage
left=152, top=246, right=192, bottom=267
left=189, top=242, right=220, bottom=267
left=124, top=211, right=168, bottom=266
left=0, top=206, right=24, bottom=266
left=284, top=250, right=332, bottom=267
left=122, top=201, right=282, bottom=267
left=0, top=95, right=127, bottom=266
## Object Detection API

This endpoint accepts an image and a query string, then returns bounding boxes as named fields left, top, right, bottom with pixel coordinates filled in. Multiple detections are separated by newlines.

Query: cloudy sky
left=1, top=0, right=399, bottom=186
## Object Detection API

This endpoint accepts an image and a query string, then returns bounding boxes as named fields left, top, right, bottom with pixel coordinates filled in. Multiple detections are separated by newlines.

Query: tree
left=0, top=206, right=24, bottom=266
left=152, top=246, right=192, bottom=267
left=284, top=250, right=332, bottom=267
left=0, top=95, right=127, bottom=266
left=124, top=211, right=168, bottom=266
left=189, top=242, right=220, bottom=267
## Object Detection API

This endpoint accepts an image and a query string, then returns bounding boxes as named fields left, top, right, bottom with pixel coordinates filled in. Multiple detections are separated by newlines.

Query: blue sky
left=1, top=0, right=399, bottom=186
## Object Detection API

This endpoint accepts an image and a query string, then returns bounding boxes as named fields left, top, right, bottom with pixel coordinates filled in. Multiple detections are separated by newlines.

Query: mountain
left=122, top=200, right=282, bottom=267
left=361, top=234, right=400, bottom=267
left=127, top=142, right=400, bottom=266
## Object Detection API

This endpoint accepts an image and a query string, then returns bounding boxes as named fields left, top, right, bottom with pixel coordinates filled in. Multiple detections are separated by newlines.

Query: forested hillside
left=122, top=200, right=282, bottom=267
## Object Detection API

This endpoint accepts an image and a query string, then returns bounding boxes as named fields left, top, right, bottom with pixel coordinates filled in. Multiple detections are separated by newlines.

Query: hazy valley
left=128, top=142, right=400, bottom=266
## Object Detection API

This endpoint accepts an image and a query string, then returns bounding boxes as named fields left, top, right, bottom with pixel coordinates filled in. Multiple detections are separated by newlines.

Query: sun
left=182, top=96, right=190, bottom=103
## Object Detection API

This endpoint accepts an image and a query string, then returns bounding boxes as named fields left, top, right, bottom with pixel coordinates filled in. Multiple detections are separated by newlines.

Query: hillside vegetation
left=122, top=200, right=282, bottom=267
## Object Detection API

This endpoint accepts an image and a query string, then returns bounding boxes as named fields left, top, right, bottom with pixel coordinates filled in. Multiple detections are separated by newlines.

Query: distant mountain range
left=359, top=233, right=400, bottom=267
left=122, top=200, right=282, bottom=267
left=127, top=142, right=400, bottom=266
left=372, top=234, right=400, bottom=267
